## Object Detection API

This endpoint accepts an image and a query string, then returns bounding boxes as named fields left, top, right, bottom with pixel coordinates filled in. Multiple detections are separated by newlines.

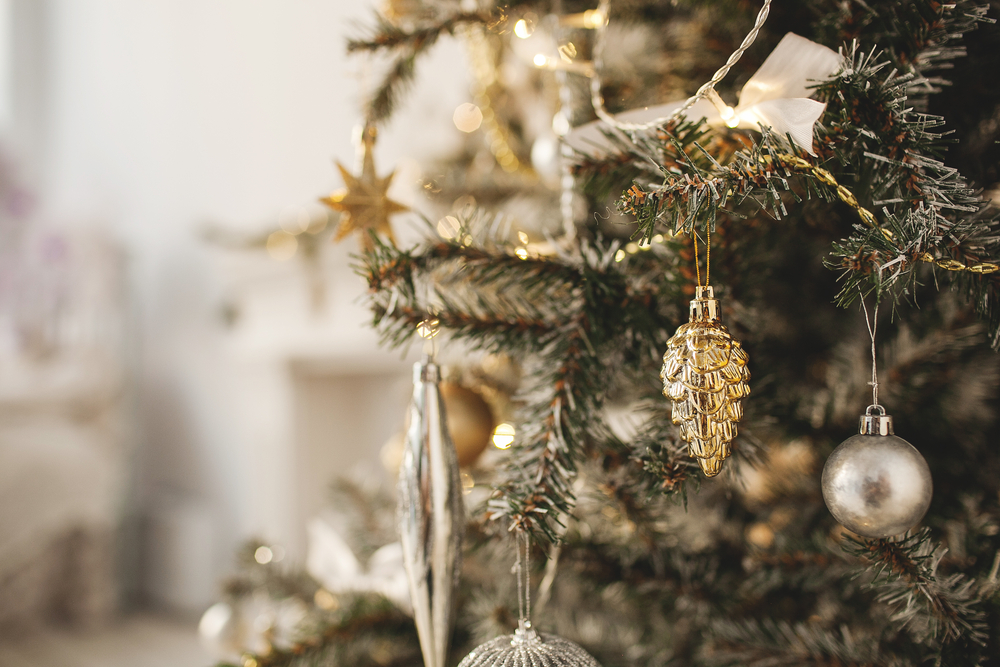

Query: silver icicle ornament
left=822, top=405, right=933, bottom=538
left=398, top=355, right=465, bottom=667
left=661, top=286, right=750, bottom=476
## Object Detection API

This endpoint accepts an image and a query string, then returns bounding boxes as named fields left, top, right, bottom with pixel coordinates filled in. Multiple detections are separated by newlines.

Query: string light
left=559, top=8, right=607, bottom=29
left=589, top=0, right=772, bottom=131
left=266, top=231, right=297, bottom=260
left=417, top=318, right=440, bottom=338
left=460, top=471, right=475, bottom=494
left=532, top=53, right=594, bottom=76
left=437, top=215, right=461, bottom=239
left=453, top=102, right=484, bottom=133
left=464, top=28, right=534, bottom=175
left=314, top=588, right=340, bottom=611
left=493, top=423, right=515, bottom=449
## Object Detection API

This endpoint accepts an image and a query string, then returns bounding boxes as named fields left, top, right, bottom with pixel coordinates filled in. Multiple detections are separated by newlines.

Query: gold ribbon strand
left=768, top=153, right=1000, bottom=275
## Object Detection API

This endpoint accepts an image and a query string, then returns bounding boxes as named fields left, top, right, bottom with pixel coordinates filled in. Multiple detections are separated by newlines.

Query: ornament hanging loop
left=513, top=528, right=535, bottom=640
left=860, top=404, right=894, bottom=436
left=859, top=290, right=880, bottom=408
left=691, top=225, right=712, bottom=289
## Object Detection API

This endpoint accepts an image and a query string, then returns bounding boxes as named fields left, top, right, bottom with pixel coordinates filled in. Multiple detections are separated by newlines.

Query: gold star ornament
left=321, top=127, right=408, bottom=250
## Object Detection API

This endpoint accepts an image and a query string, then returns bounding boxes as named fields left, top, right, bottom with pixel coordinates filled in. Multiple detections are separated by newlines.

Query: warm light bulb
left=254, top=546, right=273, bottom=564
left=266, top=231, right=298, bottom=261
left=453, top=103, right=483, bottom=133
left=614, top=249, right=626, bottom=262
left=582, top=9, right=606, bottom=28
left=515, top=247, right=528, bottom=260
left=314, top=589, right=339, bottom=611
left=460, top=471, right=475, bottom=494
left=493, top=423, right=515, bottom=449
left=514, top=19, right=532, bottom=38
left=417, top=318, right=440, bottom=339
left=437, top=215, right=461, bottom=239
left=533, top=54, right=548, bottom=68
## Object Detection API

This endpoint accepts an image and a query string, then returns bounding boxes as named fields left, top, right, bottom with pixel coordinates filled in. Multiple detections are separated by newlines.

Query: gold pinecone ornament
left=661, top=286, right=750, bottom=476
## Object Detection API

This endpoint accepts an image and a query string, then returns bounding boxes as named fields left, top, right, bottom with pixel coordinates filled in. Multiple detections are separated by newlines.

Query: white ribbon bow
left=568, top=33, right=843, bottom=156
left=306, top=517, right=413, bottom=614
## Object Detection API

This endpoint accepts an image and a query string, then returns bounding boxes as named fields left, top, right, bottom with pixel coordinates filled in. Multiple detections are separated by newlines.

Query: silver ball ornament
left=198, top=601, right=247, bottom=659
left=458, top=622, right=603, bottom=667
left=821, top=406, right=932, bottom=538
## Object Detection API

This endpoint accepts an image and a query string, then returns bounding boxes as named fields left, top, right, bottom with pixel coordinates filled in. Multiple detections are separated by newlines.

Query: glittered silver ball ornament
left=822, top=406, right=932, bottom=538
left=458, top=621, right=602, bottom=667
left=458, top=530, right=603, bottom=667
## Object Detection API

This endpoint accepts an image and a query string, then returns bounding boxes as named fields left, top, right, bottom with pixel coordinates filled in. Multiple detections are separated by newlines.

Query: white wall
left=30, top=0, right=469, bottom=610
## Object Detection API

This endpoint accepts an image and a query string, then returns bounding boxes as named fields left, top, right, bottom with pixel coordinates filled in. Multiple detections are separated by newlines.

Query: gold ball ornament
left=198, top=601, right=247, bottom=660
left=661, top=286, right=750, bottom=477
left=440, top=382, right=496, bottom=467
left=381, top=382, right=496, bottom=476
left=381, top=431, right=406, bottom=477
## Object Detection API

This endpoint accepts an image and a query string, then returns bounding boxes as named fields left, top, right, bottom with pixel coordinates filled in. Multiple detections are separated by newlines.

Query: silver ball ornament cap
left=821, top=406, right=932, bottom=539
left=457, top=621, right=603, bottom=667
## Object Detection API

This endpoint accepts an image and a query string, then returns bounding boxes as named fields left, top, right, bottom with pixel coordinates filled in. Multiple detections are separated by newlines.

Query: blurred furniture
left=0, top=229, right=127, bottom=629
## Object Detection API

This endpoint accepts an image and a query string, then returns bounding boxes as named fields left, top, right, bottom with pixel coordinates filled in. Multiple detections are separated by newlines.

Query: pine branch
left=357, top=236, right=587, bottom=353
left=845, top=529, right=988, bottom=648
left=249, top=595, right=420, bottom=667
left=705, top=618, right=883, bottom=667
left=813, top=42, right=1000, bottom=332
left=616, top=130, right=835, bottom=243
left=347, top=10, right=496, bottom=126
left=815, top=0, right=993, bottom=102
left=629, top=402, right=697, bottom=498
left=371, top=303, right=559, bottom=352
left=612, top=40, right=1000, bottom=344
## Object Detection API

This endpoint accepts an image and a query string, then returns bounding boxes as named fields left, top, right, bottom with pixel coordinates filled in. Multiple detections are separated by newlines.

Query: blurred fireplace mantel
left=206, top=239, right=418, bottom=564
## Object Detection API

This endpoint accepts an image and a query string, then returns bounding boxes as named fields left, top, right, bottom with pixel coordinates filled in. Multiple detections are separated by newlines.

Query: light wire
left=589, top=0, right=772, bottom=132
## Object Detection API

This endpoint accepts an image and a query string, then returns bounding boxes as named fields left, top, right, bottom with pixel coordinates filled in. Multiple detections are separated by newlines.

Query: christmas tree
left=208, top=1, right=1000, bottom=665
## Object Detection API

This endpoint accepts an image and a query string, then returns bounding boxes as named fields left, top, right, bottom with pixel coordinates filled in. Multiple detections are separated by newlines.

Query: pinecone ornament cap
left=661, top=286, right=750, bottom=477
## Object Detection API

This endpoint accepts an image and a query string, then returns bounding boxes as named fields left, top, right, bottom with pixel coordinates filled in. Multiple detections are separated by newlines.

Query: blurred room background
left=0, top=1, right=467, bottom=663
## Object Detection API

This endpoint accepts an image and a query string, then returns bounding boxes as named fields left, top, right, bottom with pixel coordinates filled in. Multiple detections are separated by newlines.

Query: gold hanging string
left=690, top=225, right=712, bottom=288
left=706, top=226, right=712, bottom=287
left=692, top=229, right=701, bottom=288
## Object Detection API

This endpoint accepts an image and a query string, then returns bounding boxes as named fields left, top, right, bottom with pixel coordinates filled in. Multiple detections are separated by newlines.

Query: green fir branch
left=845, top=529, right=988, bottom=648
left=705, top=618, right=883, bottom=667
left=249, top=595, right=420, bottom=667
left=347, top=10, right=496, bottom=126
left=815, top=0, right=993, bottom=100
